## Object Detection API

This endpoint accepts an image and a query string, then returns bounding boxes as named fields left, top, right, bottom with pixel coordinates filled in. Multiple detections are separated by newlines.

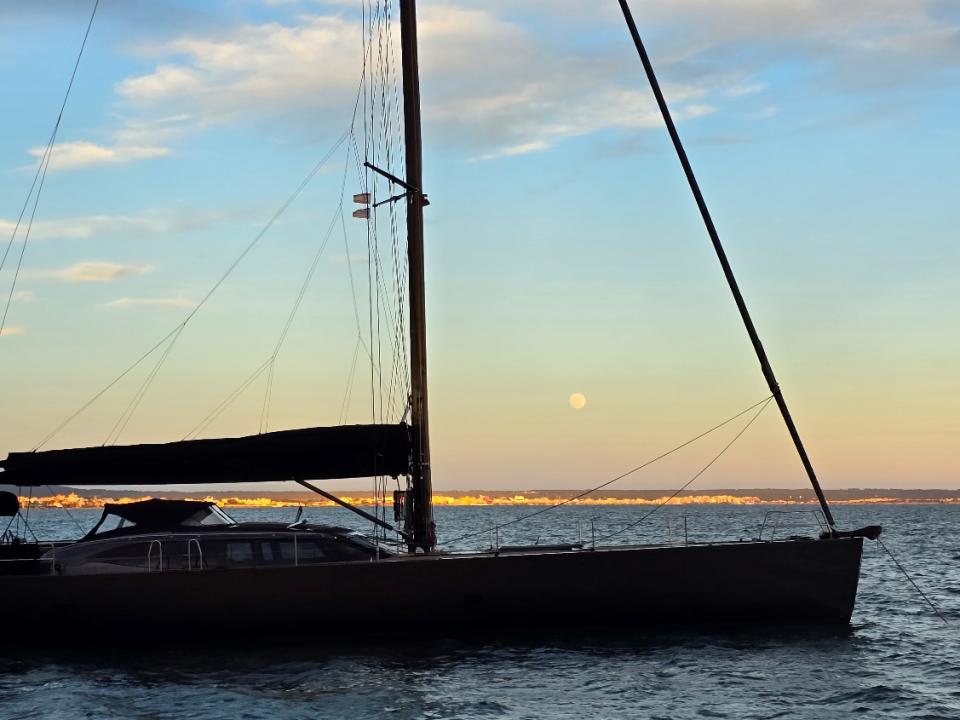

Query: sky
left=0, top=0, right=958, bottom=492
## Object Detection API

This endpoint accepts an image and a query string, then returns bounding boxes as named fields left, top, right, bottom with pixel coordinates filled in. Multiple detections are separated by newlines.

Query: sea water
left=1, top=504, right=958, bottom=719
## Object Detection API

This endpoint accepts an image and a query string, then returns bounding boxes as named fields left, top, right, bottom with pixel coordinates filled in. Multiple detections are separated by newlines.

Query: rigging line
left=597, top=397, right=773, bottom=544
left=369, top=223, right=406, bottom=411
left=184, top=359, right=273, bottom=440
left=258, top=360, right=276, bottom=434
left=349, top=131, right=364, bottom=191
left=17, top=500, right=39, bottom=543
left=32, top=130, right=349, bottom=451
left=359, top=5, right=375, bottom=427
left=105, top=324, right=185, bottom=446
left=46, top=485, right=86, bottom=536
left=376, top=1, right=407, bottom=421
left=340, top=203, right=365, bottom=336
left=365, top=0, right=389, bottom=426
left=179, top=131, right=349, bottom=330
left=382, top=207, right=408, bottom=415
left=114, top=14, right=368, bottom=441
left=33, top=325, right=182, bottom=451
left=195, top=185, right=349, bottom=438
left=338, top=335, right=363, bottom=424
left=372, top=248, right=404, bottom=419
left=270, top=204, right=343, bottom=359
left=443, top=395, right=774, bottom=545
left=0, top=0, right=100, bottom=332
left=366, top=163, right=376, bottom=427
left=619, top=0, right=836, bottom=530
left=877, top=538, right=948, bottom=625
left=259, top=200, right=345, bottom=430
left=338, top=197, right=397, bottom=390
left=376, top=225, right=385, bottom=423
left=0, top=150, right=53, bottom=338
left=194, top=61, right=369, bottom=439
left=23, top=486, right=33, bottom=528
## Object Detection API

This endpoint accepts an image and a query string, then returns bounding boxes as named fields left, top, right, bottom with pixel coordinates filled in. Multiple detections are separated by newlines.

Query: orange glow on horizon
left=15, top=492, right=960, bottom=511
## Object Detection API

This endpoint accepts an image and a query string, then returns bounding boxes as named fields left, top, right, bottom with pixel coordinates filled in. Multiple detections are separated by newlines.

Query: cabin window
left=324, top=540, right=372, bottom=561
left=90, top=542, right=152, bottom=568
left=91, top=515, right=136, bottom=536
left=226, top=541, right=255, bottom=564
left=296, top=540, right=325, bottom=562
left=261, top=541, right=276, bottom=562
left=275, top=541, right=297, bottom=562
left=182, top=506, right=236, bottom=527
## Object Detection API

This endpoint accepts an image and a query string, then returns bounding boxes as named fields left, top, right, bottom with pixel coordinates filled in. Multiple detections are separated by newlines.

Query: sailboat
left=0, top=0, right=880, bottom=637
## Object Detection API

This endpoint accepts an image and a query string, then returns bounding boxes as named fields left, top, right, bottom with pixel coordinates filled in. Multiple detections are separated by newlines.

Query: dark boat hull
left=1, top=537, right=862, bottom=638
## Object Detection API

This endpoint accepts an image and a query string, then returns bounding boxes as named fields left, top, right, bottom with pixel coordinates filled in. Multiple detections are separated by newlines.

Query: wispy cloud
left=29, top=141, right=170, bottom=171
left=117, top=16, right=362, bottom=132
left=0, top=206, right=224, bottom=242
left=106, top=296, right=196, bottom=308
left=727, top=83, right=767, bottom=98
left=114, top=6, right=719, bottom=159
left=66, top=0, right=960, bottom=165
left=750, top=105, right=780, bottom=119
left=25, top=114, right=189, bottom=172
left=41, top=262, right=153, bottom=284
left=0, top=326, right=25, bottom=337
left=12, top=290, right=34, bottom=302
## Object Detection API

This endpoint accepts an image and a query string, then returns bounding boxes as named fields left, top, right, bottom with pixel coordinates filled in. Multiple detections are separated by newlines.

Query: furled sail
left=0, top=424, right=410, bottom=487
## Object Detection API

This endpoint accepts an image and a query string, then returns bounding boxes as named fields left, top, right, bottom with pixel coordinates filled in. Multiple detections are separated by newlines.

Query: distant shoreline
left=7, top=486, right=960, bottom=510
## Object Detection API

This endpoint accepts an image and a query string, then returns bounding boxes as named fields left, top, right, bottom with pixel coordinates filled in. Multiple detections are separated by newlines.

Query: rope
left=596, top=397, right=772, bottom=543
left=184, top=359, right=272, bottom=440
left=258, top=360, right=276, bottom=435
left=257, top=199, right=345, bottom=432
left=104, top=324, right=185, bottom=445
left=338, top=336, right=363, bottom=424
left=188, top=191, right=346, bottom=440
left=33, top=130, right=349, bottom=450
left=187, top=27, right=374, bottom=440
left=444, top=396, right=773, bottom=546
left=1, top=0, right=100, bottom=339
left=878, top=538, right=948, bottom=625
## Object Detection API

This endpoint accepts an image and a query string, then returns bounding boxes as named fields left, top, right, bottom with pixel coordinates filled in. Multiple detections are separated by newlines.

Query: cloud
left=85, top=0, right=959, bottom=164
left=26, top=115, right=189, bottom=172
left=113, top=6, right=718, bottom=159
left=106, top=296, right=196, bottom=308
left=493, top=0, right=960, bottom=89
left=12, top=290, right=34, bottom=302
left=0, top=326, right=25, bottom=337
left=727, top=83, right=767, bottom=98
left=409, top=6, right=719, bottom=157
left=0, top=206, right=224, bottom=242
left=45, top=262, right=153, bottom=284
left=30, top=141, right=170, bottom=171
left=117, top=16, right=363, bottom=132
left=750, top=105, right=780, bottom=119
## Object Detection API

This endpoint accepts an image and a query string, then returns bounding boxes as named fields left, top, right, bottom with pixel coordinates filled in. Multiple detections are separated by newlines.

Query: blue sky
left=1, top=0, right=958, bottom=490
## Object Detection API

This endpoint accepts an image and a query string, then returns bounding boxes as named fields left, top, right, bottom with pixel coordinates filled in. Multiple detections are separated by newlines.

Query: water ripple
left=2, top=505, right=959, bottom=720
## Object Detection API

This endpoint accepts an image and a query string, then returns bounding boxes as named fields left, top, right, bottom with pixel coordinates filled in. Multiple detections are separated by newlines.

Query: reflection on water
left=2, top=505, right=959, bottom=719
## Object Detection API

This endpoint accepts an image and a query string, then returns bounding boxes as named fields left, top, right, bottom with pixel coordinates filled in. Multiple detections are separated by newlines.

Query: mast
left=617, top=0, right=838, bottom=530
left=398, top=0, right=435, bottom=550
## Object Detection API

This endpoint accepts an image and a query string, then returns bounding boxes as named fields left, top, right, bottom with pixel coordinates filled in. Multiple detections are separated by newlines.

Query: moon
left=569, top=393, right=587, bottom=410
